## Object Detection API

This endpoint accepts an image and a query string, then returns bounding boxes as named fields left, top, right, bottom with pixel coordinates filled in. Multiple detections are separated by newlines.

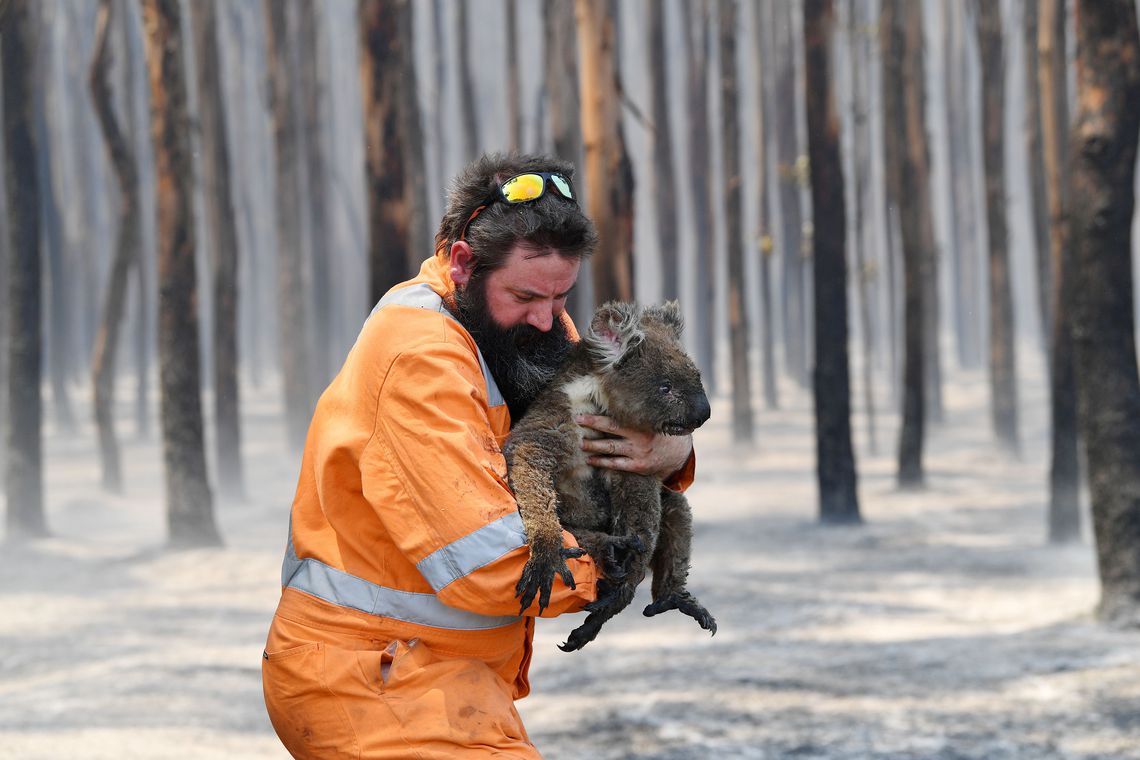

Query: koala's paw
left=590, top=533, right=646, bottom=582
left=558, top=611, right=606, bottom=652
left=516, top=543, right=587, bottom=616
left=643, top=591, right=717, bottom=636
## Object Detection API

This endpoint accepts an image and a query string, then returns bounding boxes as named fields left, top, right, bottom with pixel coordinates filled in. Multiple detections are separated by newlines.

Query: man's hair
left=435, top=152, right=598, bottom=272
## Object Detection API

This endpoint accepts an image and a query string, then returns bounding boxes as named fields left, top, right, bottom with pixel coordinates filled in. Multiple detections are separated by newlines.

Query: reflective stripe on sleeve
left=281, top=528, right=520, bottom=631
left=415, top=511, right=527, bottom=592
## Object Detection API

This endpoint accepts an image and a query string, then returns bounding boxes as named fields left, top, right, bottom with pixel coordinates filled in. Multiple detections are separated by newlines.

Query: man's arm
left=362, top=340, right=598, bottom=618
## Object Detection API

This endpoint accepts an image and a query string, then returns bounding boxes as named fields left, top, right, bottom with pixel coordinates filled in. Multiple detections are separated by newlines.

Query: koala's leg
left=565, top=527, right=646, bottom=583
left=506, top=438, right=585, bottom=616
left=642, top=490, right=716, bottom=635
left=560, top=475, right=660, bottom=652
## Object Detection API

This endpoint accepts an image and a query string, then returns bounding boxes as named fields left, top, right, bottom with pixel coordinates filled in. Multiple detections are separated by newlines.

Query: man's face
left=452, top=243, right=580, bottom=420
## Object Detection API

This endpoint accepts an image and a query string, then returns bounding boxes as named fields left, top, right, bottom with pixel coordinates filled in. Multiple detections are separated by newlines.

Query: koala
left=503, top=300, right=716, bottom=652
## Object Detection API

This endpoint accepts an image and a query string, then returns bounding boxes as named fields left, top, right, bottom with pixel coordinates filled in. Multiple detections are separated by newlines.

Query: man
left=262, top=154, right=696, bottom=759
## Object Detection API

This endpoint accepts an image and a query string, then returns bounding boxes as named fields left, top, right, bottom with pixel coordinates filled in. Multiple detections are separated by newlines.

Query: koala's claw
left=559, top=611, right=606, bottom=652
left=516, top=546, right=587, bottom=615
left=643, top=591, right=717, bottom=636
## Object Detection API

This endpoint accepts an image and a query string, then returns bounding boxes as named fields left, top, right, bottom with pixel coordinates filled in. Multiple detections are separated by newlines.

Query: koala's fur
left=504, top=301, right=716, bottom=651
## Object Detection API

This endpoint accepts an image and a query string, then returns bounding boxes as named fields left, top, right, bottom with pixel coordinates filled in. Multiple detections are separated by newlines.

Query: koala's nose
left=688, top=392, right=712, bottom=429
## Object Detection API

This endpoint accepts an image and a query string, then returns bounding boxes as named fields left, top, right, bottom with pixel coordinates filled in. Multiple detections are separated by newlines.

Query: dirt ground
left=2, top=357, right=1138, bottom=759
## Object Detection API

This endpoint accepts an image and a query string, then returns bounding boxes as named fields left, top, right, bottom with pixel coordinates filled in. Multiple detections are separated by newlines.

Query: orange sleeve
left=362, top=340, right=597, bottom=618
left=662, top=447, right=697, bottom=492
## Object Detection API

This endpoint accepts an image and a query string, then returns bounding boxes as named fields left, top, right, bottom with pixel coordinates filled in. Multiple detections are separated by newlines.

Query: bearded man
left=262, top=153, right=695, bottom=759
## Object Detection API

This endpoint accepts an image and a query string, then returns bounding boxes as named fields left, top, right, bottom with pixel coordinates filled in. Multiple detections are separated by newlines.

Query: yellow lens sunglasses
left=459, top=172, right=577, bottom=242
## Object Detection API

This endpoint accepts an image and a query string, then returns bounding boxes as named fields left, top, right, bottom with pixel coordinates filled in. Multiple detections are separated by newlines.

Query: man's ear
left=449, top=241, right=476, bottom=287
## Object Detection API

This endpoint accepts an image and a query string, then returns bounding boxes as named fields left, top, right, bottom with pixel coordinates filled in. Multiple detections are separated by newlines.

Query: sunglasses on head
left=459, top=172, right=577, bottom=242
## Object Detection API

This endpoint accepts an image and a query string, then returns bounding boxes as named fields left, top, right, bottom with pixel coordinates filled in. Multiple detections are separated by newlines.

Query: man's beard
left=452, top=274, right=573, bottom=421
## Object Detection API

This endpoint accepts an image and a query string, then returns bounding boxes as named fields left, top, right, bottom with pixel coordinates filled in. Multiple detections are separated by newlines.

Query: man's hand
left=574, top=413, right=693, bottom=480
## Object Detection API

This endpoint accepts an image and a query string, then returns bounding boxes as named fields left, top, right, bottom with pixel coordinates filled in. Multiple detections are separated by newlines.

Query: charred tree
left=805, top=0, right=859, bottom=522
left=719, top=0, right=753, bottom=443
left=1024, top=0, right=1052, bottom=351
left=506, top=0, right=521, bottom=151
left=400, top=1, right=430, bottom=273
left=456, top=0, right=480, bottom=161
left=297, top=0, right=333, bottom=387
left=89, top=0, right=140, bottom=493
left=543, top=0, right=590, bottom=320
left=141, top=0, right=221, bottom=547
left=682, top=0, right=716, bottom=391
left=881, top=0, right=928, bottom=488
left=266, top=0, right=312, bottom=452
left=755, top=0, right=779, bottom=410
left=1070, top=0, right=1140, bottom=624
left=976, top=1, right=1020, bottom=452
left=648, top=0, right=679, bottom=303
left=192, top=0, right=244, bottom=500
left=774, top=0, right=809, bottom=388
left=359, top=0, right=415, bottom=306
left=4, top=0, right=47, bottom=539
left=35, top=101, right=75, bottom=435
left=118, top=0, right=151, bottom=440
left=847, top=0, right=875, bottom=450
left=1039, top=0, right=1080, bottom=543
left=943, top=0, right=982, bottom=369
left=576, top=0, right=634, bottom=305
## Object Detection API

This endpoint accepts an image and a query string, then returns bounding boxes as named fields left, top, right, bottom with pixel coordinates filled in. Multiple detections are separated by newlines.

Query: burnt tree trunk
left=35, top=68, right=75, bottom=434
left=192, top=0, right=244, bottom=500
left=755, top=0, right=779, bottom=410
left=682, top=0, right=716, bottom=391
left=297, top=0, right=333, bottom=387
left=805, top=0, right=860, bottom=523
left=1024, top=0, right=1052, bottom=352
left=399, top=1, right=430, bottom=271
left=543, top=0, right=590, bottom=320
left=359, top=0, right=414, bottom=306
left=848, top=0, right=875, bottom=451
left=141, top=0, right=221, bottom=547
left=265, top=0, right=312, bottom=452
left=506, top=0, right=521, bottom=151
left=1039, top=0, right=1081, bottom=543
left=1070, top=0, right=1140, bottom=624
left=719, top=0, right=753, bottom=444
left=648, top=0, right=679, bottom=303
left=456, top=0, right=480, bottom=161
left=944, top=0, right=981, bottom=369
left=89, top=0, right=141, bottom=493
left=119, top=0, right=151, bottom=440
left=910, top=0, right=941, bottom=425
left=576, top=0, right=634, bottom=305
left=775, top=0, right=808, bottom=388
left=882, top=0, right=928, bottom=488
left=0, top=99, right=7, bottom=492
left=4, top=0, right=47, bottom=539
left=976, top=1, right=1020, bottom=452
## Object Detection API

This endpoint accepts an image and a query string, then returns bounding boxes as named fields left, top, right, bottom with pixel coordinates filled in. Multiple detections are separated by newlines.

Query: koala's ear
left=586, top=301, right=644, bottom=367
left=644, top=300, right=684, bottom=340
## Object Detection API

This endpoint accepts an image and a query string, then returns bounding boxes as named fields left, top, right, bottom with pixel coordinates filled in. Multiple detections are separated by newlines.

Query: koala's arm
left=362, top=343, right=598, bottom=618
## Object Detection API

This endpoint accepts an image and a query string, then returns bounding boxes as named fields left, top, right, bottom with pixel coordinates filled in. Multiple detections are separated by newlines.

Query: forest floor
left=2, top=351, right=1139, bottom=759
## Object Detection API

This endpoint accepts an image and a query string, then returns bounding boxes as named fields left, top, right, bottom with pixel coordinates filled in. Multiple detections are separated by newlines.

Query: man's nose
left=527, top=305, right=555, bottom=332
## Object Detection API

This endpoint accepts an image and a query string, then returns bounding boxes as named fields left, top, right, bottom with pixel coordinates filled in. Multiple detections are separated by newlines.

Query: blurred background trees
left=1, top=0, right=1139, bottom=625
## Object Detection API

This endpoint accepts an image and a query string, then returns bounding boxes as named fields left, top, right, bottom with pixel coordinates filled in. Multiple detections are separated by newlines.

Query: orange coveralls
left=263, top=252, right=694, bottom=759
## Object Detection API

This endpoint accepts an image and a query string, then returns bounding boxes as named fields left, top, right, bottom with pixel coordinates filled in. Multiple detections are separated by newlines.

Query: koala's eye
left=658, top=381, right=673, bottom=395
